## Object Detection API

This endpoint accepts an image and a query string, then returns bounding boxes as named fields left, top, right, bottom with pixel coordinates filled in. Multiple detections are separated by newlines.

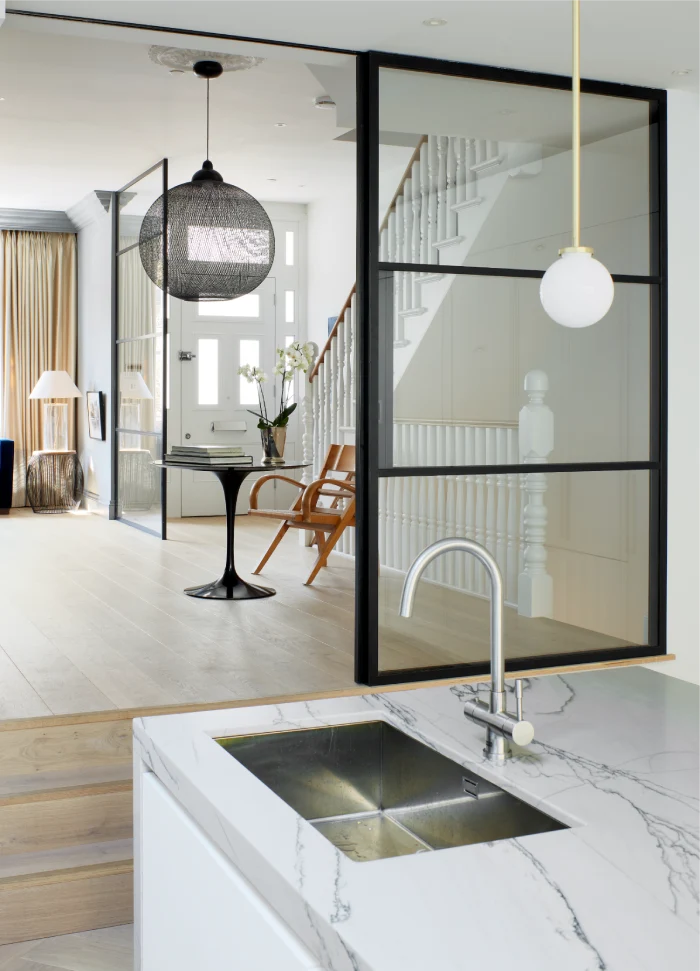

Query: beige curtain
left=0, top=231, right=77, bottom=505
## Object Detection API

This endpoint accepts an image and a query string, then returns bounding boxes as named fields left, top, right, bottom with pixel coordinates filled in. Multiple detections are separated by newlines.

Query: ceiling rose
left=148, top=46, right=264, bottom=73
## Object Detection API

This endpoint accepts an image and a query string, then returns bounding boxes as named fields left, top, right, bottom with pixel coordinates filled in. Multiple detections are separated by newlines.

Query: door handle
left=178, top=351, right=197, bottom=361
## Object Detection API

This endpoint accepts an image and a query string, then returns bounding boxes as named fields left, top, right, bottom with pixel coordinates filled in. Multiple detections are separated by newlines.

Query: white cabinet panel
left=141, top=773, right=323, bottom=971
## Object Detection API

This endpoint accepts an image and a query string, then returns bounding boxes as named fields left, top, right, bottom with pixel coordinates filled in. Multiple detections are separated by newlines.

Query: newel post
left=517, top=370, right=554, bottom=619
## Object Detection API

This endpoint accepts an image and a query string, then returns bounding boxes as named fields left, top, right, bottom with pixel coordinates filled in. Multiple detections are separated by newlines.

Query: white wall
left=69, top=191, right=113, bottom=510
left=648, top=90, right=700, bottom=685
left=306, top=190, right=356, bottom=351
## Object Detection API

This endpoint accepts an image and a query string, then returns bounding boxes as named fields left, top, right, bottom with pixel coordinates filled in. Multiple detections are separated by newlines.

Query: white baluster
left=474, top=426, right=486, bottom=595
left=436, top=136, right=448, bottom=245
left=378, top=478, right=387, bottom=567
left=344, top=306, right=353, bottom=430
left=465, top=139, right=477, bottom=203
left=395, top=196, right=404, bottom=318
left=495, top=427, right=508, bottom=592
left=506, top=428, right=519, bottom=605
left=402, top=181, right=412, bottom=309
left=331, top=327, right=339, bottom=446
left=518, top=370, right=554, bottom=618
left=350, top=292, right=357, bottom=418
left=428, top=135, right=439, bottom=263
left=464, top=427, right=476, bottom=593
left=485, top=428, right=497, bottom=563
left=379, top=226, right=389, bottom=262
left=455, top=425, right=467, bottom=591
left=446, top=137, right=457, bottom=240
left=454, top=137, right=467, bottom=207
left=312, top=370, right=321, bottom=481
left=419, top=141, right=430, bottom=266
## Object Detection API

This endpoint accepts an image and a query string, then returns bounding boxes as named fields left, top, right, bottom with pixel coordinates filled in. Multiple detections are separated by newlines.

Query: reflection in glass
left=378, top=470, right=650, bottom=672
left=383, top=273, right=650, bottom=465
left=118, top=166, right=165, bottom=252
left=378, top=68, right=653, bottom=276
left=118, top=339, right=162, bottom=434
left=118, top=248, right=163, bottom=339
left=118, top=432, right=161, bottom=532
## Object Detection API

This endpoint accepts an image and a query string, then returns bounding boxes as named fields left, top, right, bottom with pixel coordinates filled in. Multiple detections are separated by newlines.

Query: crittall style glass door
left=355, top=53, right=665, bottom=685
left=112, top=160, right=169, bottom=538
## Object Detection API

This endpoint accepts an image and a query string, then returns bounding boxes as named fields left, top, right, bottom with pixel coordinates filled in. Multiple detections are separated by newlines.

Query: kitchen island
left=134, top=666, right=698, bottom=971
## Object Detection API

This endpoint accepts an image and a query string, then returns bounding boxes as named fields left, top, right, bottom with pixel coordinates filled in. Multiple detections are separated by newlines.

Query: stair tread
left=0, top=763, right=132, bottom=799
left=0, top=839, right=133, bottom=881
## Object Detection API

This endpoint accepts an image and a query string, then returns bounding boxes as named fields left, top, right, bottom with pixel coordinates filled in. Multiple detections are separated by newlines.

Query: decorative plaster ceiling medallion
left=148, top=46, right=264, bottom=73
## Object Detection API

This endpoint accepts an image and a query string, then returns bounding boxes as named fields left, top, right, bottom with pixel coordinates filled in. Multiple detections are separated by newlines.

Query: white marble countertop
left=134, top=667, right=699, bottom=971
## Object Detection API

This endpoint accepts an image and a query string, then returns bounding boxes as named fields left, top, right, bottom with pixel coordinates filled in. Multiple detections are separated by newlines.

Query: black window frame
left=355, top=51, right=667, bottom=686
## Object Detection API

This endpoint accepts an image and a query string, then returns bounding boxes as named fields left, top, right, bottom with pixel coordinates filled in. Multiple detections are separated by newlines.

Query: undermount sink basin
left=218, top=721, right=567, bottom=863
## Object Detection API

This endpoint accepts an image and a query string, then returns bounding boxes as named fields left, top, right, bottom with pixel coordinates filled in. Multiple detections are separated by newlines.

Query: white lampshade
left=29, top=370, right=82, bottom=399
left=540, top=250, right=614, bottom=329
left=120, top=371, right=153, bottom=399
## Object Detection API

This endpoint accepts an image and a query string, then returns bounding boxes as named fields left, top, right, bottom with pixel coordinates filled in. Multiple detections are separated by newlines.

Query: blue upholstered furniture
left=0, top=439, right=14, bottom=514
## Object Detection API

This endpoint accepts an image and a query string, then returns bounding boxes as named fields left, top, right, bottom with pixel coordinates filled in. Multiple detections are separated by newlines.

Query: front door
left=179, top=280, right=301, bottom=516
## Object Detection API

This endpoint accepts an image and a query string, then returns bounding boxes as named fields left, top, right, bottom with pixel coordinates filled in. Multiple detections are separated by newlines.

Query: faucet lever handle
left=515, top=679, right=524, bottom=722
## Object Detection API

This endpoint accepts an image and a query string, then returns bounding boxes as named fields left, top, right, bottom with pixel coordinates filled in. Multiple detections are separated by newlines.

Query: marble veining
left=135, top=667, right=699, bottom=971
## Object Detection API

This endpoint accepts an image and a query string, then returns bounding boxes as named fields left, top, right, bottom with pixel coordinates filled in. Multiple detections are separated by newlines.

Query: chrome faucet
left=399, top=538, right=535, bottom=764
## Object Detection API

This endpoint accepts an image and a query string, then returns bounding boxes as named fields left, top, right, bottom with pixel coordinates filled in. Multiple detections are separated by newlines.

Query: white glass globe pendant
left=540, top=0, right=614, bottom=329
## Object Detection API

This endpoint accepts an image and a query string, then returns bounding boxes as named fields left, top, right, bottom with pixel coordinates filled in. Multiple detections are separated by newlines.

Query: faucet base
left=484, top=731, right=510, bottom=764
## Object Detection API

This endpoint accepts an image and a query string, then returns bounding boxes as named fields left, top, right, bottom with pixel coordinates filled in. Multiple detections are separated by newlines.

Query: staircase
left=0, top=715, right=134, bottom=944
left=302, top=133, right=554, bottom=618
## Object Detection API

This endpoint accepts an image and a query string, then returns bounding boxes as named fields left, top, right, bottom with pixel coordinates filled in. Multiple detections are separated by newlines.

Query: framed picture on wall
left=86, top=391, right=105, bottom=441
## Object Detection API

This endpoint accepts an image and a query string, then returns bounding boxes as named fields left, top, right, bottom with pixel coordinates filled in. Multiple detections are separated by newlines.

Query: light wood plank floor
left=0, top=924, right=133, bottom=971
left=0, top=509, right=630, bottom=720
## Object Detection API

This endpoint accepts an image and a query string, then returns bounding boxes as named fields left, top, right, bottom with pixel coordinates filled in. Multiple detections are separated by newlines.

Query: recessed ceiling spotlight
left=169, top=69, right=185, bottom=75
left=314, top=95, right=336, bottom=110
left=422, top=17, right=447, bottom=27
left=672, top=69, right=692, bottom=76
left=0, top=97, right=5, bottom=101
left=274, top=122, right=287, bottom=128
left=499, top=108, right=517, bottom=115
left=267, top=178, right=277, bottom=182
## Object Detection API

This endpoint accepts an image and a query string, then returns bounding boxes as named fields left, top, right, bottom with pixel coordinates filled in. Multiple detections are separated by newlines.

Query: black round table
left=158, top=460, right=307, bottom=600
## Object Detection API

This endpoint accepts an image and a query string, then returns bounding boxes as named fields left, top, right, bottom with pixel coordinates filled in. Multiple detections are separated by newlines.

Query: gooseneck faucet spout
left=399, top=538, right=535, bottom=763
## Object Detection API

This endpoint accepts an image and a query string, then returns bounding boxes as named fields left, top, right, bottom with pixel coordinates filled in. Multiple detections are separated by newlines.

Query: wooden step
left=0, top=779, right=132, bottom=856
left=0, top=857, right=133, bottom=945
left=0, top=718, right=132, bottom=783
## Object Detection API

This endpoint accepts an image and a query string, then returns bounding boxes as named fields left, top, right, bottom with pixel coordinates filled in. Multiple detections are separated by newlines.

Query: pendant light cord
left=572, top=0, right=580, bottom=248
left=206, top=78, right=210, bottom=161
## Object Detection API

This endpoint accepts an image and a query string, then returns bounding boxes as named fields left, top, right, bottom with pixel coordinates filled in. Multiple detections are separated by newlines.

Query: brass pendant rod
left=572, top=0, right=581, bottom=248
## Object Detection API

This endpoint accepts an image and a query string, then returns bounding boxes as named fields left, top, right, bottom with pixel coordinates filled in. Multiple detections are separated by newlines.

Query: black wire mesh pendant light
left=139, top=60, right=275, bottom=302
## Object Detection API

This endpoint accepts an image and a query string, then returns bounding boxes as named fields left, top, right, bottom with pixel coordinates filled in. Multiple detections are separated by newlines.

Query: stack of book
left=165, top=445, right=253, bottom=466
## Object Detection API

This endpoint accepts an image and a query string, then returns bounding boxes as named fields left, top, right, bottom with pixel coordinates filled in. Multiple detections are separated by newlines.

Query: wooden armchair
left=248, top=444, right=355, bottom=586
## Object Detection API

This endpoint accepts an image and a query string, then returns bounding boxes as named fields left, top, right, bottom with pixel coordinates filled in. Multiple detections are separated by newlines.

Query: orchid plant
left=238, top=341, right=315, bottom=430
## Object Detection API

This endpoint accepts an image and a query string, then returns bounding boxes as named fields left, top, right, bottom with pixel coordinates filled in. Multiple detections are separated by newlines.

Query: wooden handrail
left=309, top=135, right=428, bottom=383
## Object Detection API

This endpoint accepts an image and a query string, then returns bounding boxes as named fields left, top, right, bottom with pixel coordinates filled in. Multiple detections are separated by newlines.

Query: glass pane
left=378, top=68, right=653, bottom=276
left=377, top=470, right=650, bottom=672
left=117, top=165, right=164, bottom=252
left=117, top=248, right=163, bottom=339
left=197, top=339, right=219, bottom=406
left=118, top=432, right=162, bottom=533
left=382, top=272, right=651, bottom=465
left=199, top=294, right=260, bottom=318
left=117, top=338, right=162, bottom=433
left=285, top=230, right=295, bottom=266
left=285, top=290, right=295, bottom=324
left=239, top=339, right=260, bottom=405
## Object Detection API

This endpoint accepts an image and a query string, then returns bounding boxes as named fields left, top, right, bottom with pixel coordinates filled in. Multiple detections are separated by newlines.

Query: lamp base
left=42, top=403, right=69, bottom=452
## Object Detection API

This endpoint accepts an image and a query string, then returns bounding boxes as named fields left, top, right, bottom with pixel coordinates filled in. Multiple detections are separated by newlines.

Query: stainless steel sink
left=218, top=721, right=567, bottom=863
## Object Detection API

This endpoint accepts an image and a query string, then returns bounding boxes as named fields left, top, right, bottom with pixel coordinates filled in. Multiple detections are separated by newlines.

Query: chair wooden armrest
left=302, top=478, right=356, bottom=519
left=249, top=474, right=305, bottom=510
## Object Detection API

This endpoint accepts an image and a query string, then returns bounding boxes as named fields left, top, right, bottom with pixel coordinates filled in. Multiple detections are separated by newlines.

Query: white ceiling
left=7, top=0, right=699, bottom=90
left=0, top=21, right=371, bottom=210
left=0, top=1, right=696, bottom=211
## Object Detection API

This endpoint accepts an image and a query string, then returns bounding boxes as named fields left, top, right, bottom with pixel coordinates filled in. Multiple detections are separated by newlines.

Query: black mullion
left=355, top=52, right=380, bottom=685
left=380, top=461, right=657, bottom=478
left=370, top=644, right=664, bottom=688
left=161, top=158, right=169, bottom=541
left=379, top=262, right=660, bottom=286
left=376, top=50, right=666, bottom=103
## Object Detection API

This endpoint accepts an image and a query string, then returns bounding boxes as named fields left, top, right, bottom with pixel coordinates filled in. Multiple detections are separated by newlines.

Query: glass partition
left=378, top=68, right=655, bottom=277
left=354, top=53, right=665, bottom=685
left=113, top=161, right=168, bottom=537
